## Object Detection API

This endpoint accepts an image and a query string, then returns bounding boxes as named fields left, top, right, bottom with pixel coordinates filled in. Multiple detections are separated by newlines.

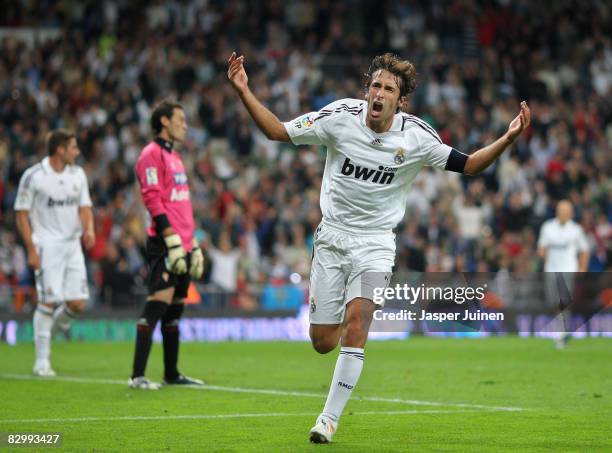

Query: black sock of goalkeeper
left=131, top=300, right=168, bottom=379
left=162, top=303, right=184, bottom=380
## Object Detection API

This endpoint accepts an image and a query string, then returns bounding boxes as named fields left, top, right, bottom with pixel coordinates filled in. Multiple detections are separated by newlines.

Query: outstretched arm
left=464, top=101, right=531, bottom=175
left=227, top=52, right=290, bottom=142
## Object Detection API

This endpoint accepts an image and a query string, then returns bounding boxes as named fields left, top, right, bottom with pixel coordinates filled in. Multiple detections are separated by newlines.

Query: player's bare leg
left=340, top=298, right=376, bottom=348
left=310, top=298, right=376, bottom=443
left=309, top=324, right=342, bottom=354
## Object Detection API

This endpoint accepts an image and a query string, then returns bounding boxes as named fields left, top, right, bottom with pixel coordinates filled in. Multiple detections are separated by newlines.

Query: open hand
left=506, top=101, right=531, bottom=143
left=227, top=52, right=248, bottom=94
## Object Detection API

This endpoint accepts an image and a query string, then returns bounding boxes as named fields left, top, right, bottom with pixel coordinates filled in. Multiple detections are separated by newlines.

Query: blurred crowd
left=0, top=0, right=610, bottom=312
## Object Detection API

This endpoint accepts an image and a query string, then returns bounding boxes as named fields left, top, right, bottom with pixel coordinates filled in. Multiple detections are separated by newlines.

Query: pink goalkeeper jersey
left=135, top=138, right=195, bottom=251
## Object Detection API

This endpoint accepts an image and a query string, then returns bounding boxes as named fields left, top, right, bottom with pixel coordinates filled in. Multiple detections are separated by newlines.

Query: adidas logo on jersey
left=340, top=158, right=396, bottom=185
left=371, top=138, right=383, bottom=146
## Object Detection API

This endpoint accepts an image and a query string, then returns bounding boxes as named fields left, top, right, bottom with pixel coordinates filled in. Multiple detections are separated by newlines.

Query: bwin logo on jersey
left=341, top=158, right=395, bottom=185
left=47, top=196, right=79, bottom=207
left=173, top=172, right=188, bottom=185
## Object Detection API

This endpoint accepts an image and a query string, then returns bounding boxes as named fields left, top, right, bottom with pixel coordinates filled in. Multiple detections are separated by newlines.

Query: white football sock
left=52, top=304, right=79, bottom=335
left=34, top=305, right=54, bottom=362
left=321, top=346, right=365, bottom=422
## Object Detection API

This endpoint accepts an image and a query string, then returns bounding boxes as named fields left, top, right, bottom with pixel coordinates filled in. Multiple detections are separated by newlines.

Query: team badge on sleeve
left=18, top=191, right=30, bottom=205
left=294, top=114, right=314, bottom=129
left=145, top=167, right=158, bottom=185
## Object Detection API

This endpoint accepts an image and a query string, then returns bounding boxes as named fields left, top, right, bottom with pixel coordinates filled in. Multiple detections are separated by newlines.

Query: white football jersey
left=537, top=218, right=589, bottom=272
left=14, top=157, right=92, bottom=244
left=284, top=98, right=465, bottom=232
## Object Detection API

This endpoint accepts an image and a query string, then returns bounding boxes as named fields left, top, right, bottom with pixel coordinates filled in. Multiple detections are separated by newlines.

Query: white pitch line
left=184, top=383, right=525, bottom=412
left=0, top=410, right=484, bottom=425
left=0, top=412, right=314, bottom=424
left=356, top=395, right=524, bottom=412
left=0, top=373, right=126, bottom=385
left=0, top=373, right=525, bottom=412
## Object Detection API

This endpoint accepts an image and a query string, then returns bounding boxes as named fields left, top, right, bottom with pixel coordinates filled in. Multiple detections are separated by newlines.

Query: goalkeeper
left=129, top=99, right=205, bottom=389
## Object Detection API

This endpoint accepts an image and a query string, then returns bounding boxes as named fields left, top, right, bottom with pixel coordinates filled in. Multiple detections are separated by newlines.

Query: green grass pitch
left=1, top=338, right=610, bottom=452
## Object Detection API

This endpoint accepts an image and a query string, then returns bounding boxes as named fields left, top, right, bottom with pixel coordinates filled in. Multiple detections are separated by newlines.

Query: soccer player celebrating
left=128, top=99, right=205, bottom=389
left=227, top=52, right=530, bottom=442
left=15, top=129, right=95, bottom=376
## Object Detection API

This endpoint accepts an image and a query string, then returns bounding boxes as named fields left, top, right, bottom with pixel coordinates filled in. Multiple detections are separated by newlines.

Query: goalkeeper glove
left=164, top=234, right=187, bottom=274
left=190, top=238, right=204, bottom=279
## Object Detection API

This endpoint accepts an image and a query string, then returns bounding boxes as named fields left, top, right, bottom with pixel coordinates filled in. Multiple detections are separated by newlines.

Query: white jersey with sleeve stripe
left=14, top=156, right=92, bottom=245
left=537, top=218, right=589, bottom=272
left=284, top=98, right=463, bottom=232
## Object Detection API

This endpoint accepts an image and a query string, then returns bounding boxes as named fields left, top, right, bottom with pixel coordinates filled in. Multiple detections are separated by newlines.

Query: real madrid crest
left=394, top=148, right=406, bottom=164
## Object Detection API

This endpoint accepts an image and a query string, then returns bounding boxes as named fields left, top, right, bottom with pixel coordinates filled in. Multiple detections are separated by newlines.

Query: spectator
left=208, top=230, right=241, bottom=294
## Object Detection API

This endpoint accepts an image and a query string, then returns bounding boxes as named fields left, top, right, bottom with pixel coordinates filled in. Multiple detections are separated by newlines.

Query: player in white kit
left=15, top=129, right=95, bottom=376
left=538, top=200, right=589, bottom=348
left=228, top=52, right=530, bottom=443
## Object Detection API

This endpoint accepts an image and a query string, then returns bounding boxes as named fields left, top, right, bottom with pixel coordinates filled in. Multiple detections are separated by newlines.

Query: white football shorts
left=309, top=220, right=395, bottom=325
left=35, top=240, right=89, bottom=303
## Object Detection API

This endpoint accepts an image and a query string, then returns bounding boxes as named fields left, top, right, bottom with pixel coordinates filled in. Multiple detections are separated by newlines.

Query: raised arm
left=464, top=101, right=531, bottom=176
left=227, top=52, right=290, bottom=143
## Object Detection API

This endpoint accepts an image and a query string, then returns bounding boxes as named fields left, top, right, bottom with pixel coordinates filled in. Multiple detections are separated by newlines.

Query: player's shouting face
left=365, top=69, right=404, bottom=133
left=163, top=107, right=188, bottom=143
